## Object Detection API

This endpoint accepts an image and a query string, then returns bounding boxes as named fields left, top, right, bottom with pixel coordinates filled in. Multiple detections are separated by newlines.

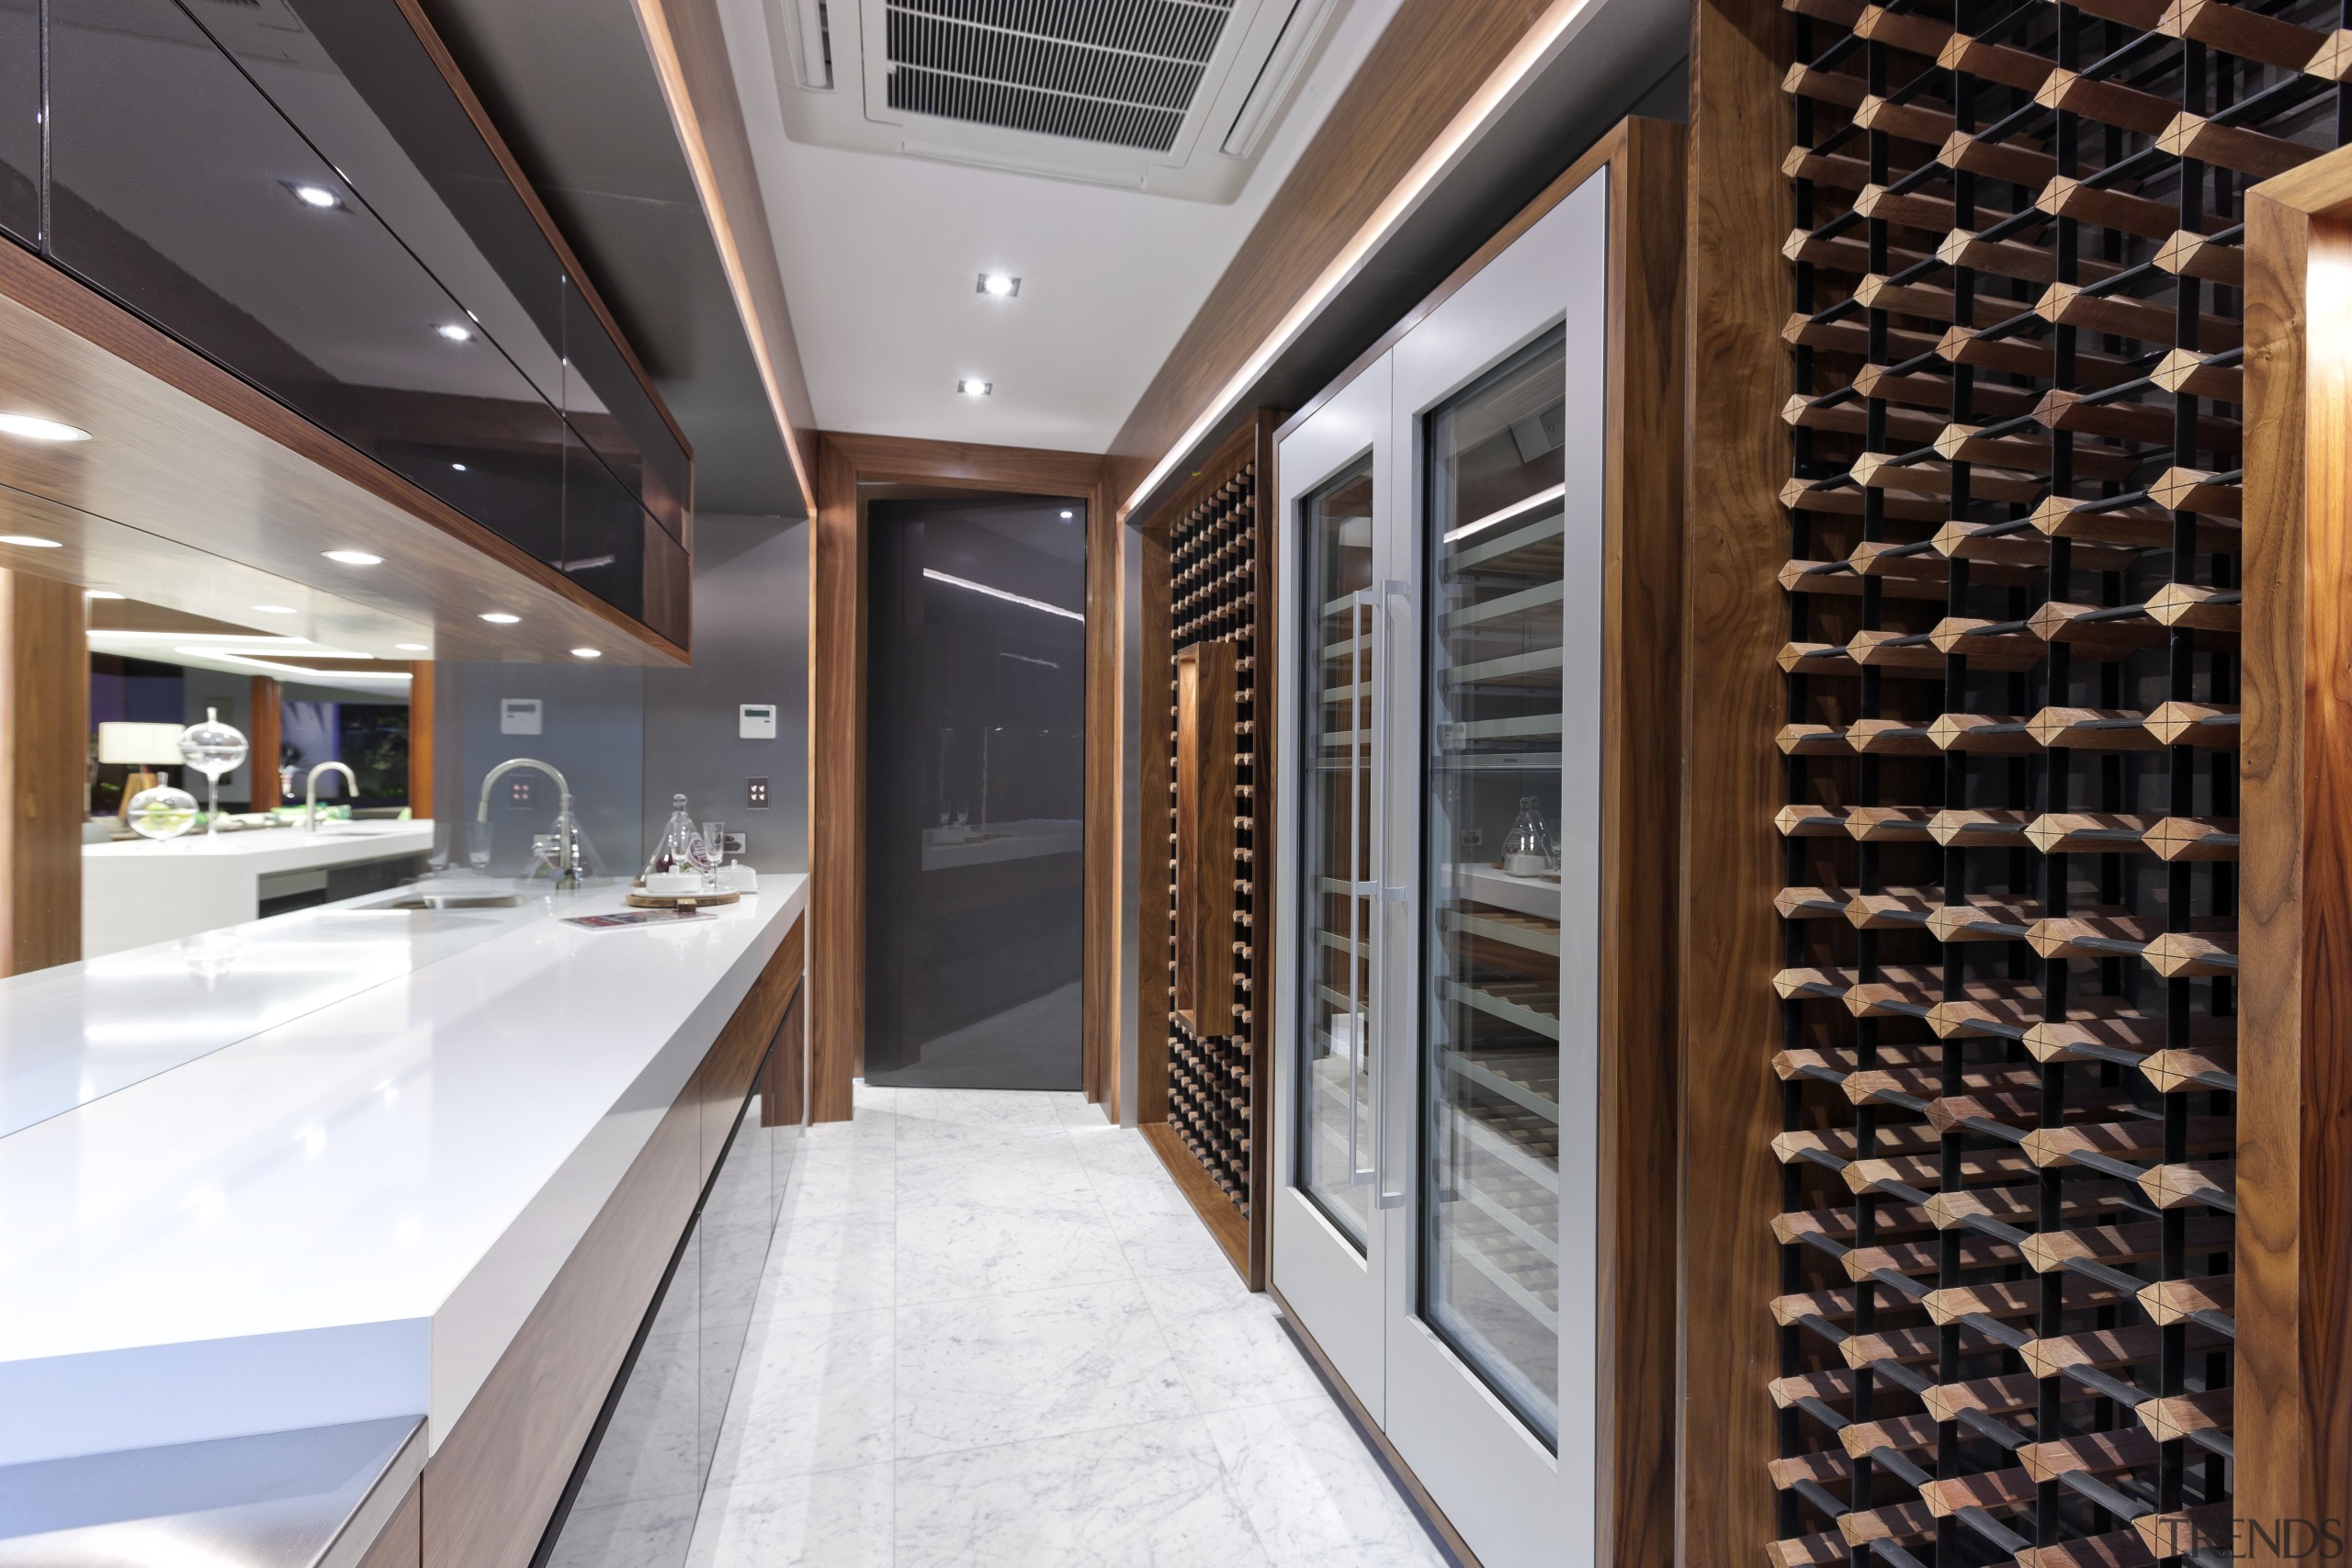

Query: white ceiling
left=712, top=0, right=1404, bottom=452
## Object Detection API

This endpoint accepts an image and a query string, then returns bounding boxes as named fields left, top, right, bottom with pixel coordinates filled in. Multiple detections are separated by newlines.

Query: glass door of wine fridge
left=1273, top=167, right=1610, bottom=1568
left=1272, top=358, right=1398, bottom=1417
left=1416, top=326, right=1571, bottom=1448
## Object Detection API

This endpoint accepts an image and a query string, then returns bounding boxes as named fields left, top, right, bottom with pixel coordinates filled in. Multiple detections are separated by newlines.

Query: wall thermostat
left=739, top=703, right=777, bottom=739
left=501, top=697, right=543, bottom=736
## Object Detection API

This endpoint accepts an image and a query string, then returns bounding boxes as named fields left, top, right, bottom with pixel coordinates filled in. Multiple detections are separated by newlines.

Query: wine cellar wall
left=1772, top=0, right=2292, bottom=1559
left=1145, top=414, right=1278, bottom=1284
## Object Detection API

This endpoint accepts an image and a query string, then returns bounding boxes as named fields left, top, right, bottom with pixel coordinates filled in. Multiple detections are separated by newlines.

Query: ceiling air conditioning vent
left=766, top=0, right=1338, bottom=203
left=882, top=1, right=1237, bottom=153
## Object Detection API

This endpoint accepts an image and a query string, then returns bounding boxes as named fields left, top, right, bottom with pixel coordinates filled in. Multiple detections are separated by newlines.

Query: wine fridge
left=1270, top=123, right=1682, bottom=1568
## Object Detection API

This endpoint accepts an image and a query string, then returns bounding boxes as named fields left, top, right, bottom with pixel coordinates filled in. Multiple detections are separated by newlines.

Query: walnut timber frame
left=808, top=434, right=1121, bottom=1123
left=1679, top=0, right=1795, bottom=1562
left=2240, top=141, right=2352, bottom=1559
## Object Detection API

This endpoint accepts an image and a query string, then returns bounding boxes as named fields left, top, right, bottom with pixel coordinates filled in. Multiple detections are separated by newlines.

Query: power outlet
left=1462, top=828, right=1483, bottom=848
left=746, top=777, right=770, bottom=810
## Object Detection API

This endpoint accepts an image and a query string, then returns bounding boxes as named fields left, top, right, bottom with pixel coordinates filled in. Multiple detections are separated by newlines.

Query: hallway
left=663, top=1085, right=1451, bottom=1566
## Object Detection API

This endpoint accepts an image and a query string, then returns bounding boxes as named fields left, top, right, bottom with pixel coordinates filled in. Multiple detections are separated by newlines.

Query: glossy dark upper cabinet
left=561, top=423, right=646, bottom=622
left=566, top=280, right=690, bottom=544
left=26, top=0, right=688, bottom=635
left=0, top=0, right=35, bottom=248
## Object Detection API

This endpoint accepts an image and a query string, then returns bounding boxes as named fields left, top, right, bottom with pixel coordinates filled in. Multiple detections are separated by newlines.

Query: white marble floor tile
left=753, top=1209, right=896, bottom=1322
left=887, top=1086, right=1066, bottom=1134
left=1052, top=1092, right=1114, bottom=1131
left=1140, top=1269, right=1328, bottom=1413
left=1204, top=1398, right=1451, bottom=1568
left=894, top=1131, right=1097, bottom=1203
left=654, top=1082, right=1450, bottom=1568
left=895, top=1278, right=1194, bottom=1457
left=711, top=1307, right=896, bottom=1487
left=1100, top=1191, right=1243, bottom=1279
left=895, top=1416, right=1272, bottom=1568
left=1069, top=1130, right=1179, bottom=1184
left=687, top=1465, right=893, bottom=1568
left=893, top=1190, right=1134, bottom=1305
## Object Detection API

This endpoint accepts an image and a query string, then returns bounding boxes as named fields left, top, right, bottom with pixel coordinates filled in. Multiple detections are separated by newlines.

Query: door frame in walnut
left=808, top=434, right=1121, bottom=1122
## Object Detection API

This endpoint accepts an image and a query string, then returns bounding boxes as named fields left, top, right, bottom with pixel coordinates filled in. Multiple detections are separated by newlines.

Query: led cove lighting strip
left=1124, top=0, right=1601, bottom=514
left=1443, top=481, right=1567, bottom=544
left=204, top=651, right=413, bottom=682
left=922, top=569, right=1083, bottom=622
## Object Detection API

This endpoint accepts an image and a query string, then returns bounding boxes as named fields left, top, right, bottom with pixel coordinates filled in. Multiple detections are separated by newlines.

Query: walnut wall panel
left=1765, top=0, right=2289, bottom=1556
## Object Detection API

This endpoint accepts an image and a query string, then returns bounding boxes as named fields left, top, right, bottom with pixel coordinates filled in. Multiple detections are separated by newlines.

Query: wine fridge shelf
left=1768, top=0, right=2263, bottom=1555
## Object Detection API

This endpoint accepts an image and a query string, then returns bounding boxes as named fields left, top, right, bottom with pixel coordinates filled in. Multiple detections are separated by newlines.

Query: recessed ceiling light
left=291, top=184, right=339, bottom=209
left=451, top=462, right=469, bottom=472
left=977, top=273, right=1021, bottom=298
left=958, top=379, right=992, bottom=397
left=480, top=612, right=520, bottom=625
left=0, top=413, right=92, bottom=443
left=1059, top=510, right=1074, bottom=519
left=435, top=323, right=472, bottom=343
left=252, top=604, right=297, bottom=615
left=322, top=549, right=382, bottom=566
left=394, top=643, right=428, bottom=652
left=0, top=535, right=62, bottom=547
left=85, top=589, right=123, bottom=599
left=571, top=648, right=602, bottom=659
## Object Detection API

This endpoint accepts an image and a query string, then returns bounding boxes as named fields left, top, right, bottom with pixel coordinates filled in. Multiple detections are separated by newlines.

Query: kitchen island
left=81, top=818, right=439, bottom=958
left=0, top=873, right=808, bottom=1568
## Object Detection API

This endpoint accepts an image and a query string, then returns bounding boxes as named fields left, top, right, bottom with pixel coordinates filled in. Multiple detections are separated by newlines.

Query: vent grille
left=883, top=0, right=1238, bottom=153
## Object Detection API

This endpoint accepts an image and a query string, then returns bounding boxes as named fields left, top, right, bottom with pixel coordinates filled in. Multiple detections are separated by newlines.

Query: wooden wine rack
left=1169, top=468, right=1258, bottom=1205
left=1138, top=412, right=1279, bottom=1285
left=1772, top=0, right=2286, bottom=1559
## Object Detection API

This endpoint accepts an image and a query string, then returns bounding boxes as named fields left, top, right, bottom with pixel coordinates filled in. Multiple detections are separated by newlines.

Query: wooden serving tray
left=625, top=889, right=741, bottom=909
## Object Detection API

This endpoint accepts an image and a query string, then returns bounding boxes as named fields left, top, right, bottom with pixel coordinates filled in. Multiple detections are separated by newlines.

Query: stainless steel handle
left=1370, top=580, right=1409, bottom=1211
left=1346, top=590, right=1376, bottom=1186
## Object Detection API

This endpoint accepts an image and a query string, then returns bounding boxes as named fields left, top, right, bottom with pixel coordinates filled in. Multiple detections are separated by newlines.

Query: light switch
left=747, top=777, right=770, bottom=809
left=501, top=697, right=543, bottom=736
left=739, top=703, right=777, bottom=739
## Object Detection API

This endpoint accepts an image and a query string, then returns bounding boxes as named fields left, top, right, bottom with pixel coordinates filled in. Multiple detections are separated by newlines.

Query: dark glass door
left=865, top=491, right=1087, bottom=1089
left=1418, top=328, right=1567, bottom=1446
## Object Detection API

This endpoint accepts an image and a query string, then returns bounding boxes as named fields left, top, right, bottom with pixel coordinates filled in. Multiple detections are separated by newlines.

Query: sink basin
left=359, top=893, right=528, bottom=910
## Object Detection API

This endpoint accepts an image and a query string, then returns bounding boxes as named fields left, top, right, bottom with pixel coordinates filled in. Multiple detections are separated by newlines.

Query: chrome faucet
left=477, top=758, right=580, bottom=886
left=304, top=761, right=358, bottom=832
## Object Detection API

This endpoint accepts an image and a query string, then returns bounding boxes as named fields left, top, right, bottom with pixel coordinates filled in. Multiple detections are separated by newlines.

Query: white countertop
left=82, top=821, right=439, bottom=959
left=0, top=872, right=807, bottom=1467
left=80, top=818, right=434, bottom=865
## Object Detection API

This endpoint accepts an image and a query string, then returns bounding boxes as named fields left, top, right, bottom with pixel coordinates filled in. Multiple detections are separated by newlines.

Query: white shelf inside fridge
left=1449, top=863, right=1562, bottom=921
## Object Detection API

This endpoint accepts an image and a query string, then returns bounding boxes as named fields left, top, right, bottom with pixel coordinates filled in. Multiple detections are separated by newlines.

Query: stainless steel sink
left=360, top=893, right=528, bottom=911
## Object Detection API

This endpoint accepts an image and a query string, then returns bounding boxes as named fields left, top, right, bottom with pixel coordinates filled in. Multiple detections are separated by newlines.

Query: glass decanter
left=177, top=708, right=248, bottom=837
left=127, top=784, right=198, bottom=840
left=1503, top=796, right=1552, bottom=877
left=644, top=794, right=707, bottom=883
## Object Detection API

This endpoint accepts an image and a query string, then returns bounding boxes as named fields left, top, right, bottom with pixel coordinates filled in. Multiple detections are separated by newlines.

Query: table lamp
left=96, top=722, right=187, bottom=823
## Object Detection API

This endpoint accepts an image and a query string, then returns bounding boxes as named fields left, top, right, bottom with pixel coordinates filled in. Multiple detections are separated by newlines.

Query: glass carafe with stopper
left=1502, top=795, right=1552, bottom=876
left=644, top=794, right=707, bottom=885
left=177, top=708, right=249, bottom=838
